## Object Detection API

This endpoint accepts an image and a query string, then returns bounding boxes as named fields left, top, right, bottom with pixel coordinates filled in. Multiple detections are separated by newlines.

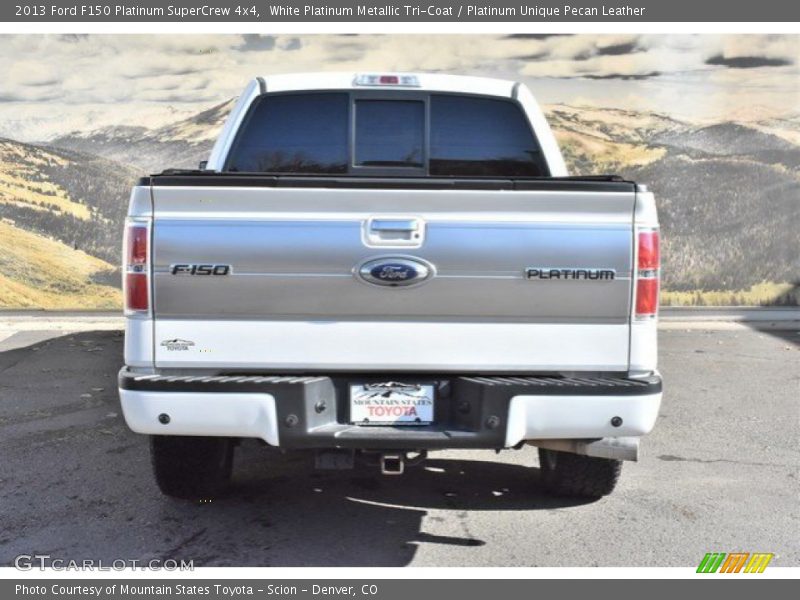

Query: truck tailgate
left=150, top=180, right=635, bottom=372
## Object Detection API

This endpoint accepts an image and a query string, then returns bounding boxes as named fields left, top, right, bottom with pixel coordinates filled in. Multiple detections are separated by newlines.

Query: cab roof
left=259, top=72, right=518, bottom=98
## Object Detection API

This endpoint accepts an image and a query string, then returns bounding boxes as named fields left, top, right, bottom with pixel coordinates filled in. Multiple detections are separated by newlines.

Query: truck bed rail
left=137, top=172, right=636, bottom=192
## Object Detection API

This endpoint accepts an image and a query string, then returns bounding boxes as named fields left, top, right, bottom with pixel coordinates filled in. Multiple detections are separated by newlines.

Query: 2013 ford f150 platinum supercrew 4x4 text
left=119, top=73, right=662, bottom=500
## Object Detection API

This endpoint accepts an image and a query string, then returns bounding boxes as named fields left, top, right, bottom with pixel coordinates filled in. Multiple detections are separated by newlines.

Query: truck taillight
left=124, top=222, right=149, bottom=313
left=635, top=229, right=660, bottom=319
left=126, top=225, right=147, bottom=266
left=638, top=230, right=659, bottom=271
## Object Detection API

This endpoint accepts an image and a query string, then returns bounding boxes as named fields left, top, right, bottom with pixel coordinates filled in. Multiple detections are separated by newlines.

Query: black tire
left=150, top=435, right=234, bottom=500
left=538, top=448, right=622, bottom=498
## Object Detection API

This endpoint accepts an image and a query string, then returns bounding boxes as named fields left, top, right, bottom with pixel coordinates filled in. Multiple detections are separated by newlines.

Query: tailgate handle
left=364, top=217, right=425, bottom=247
left=370, top=219, right=419, bottom=232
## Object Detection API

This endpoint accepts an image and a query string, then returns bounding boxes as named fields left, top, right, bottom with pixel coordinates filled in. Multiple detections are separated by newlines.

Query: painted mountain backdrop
left=1, top=101, right=798, bottom=308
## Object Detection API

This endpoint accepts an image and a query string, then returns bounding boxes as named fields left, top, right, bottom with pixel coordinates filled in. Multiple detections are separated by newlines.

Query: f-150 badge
left=170, top=264, right=231, bottom=275
left=526, top=268, right=616, bottom=280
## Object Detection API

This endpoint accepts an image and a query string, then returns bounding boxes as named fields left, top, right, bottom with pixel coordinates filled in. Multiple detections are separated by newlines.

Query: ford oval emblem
left=357, top=257, right=434, bottom=287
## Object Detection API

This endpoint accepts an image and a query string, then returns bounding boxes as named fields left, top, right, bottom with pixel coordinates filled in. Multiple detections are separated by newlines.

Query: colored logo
left=357, top=257, right=433, bottom=287
left=697, top=552, right=774, bottom=573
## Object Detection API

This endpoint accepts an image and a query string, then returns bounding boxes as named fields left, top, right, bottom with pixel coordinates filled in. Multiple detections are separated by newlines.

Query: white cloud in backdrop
left=0, top=34, right=797, bottom=141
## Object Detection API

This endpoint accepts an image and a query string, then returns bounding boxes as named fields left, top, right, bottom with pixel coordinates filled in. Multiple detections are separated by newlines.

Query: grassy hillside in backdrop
left=0, top=138, right=136, bottom=308
left=0, top=220, right=119, bottom=309
left=0, top=138, right=139, bottom=264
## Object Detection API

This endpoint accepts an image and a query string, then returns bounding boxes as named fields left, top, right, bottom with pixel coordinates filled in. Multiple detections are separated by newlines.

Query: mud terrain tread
left=150, top=435, right=234, bottom=500
left=538, top=448, right=622, bottom=498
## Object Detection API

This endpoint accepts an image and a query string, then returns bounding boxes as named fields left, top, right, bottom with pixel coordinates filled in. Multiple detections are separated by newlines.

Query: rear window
left=355, top=100, right=424, bottom=168
left=430, top=95, right=547, bottom=177
left=225, top=93, right=348, bottom=174
left=224, top=92, right=548, bottom=177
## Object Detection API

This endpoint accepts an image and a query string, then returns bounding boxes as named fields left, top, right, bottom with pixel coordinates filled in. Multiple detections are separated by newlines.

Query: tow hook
left=380, top=453, right=405, bottom=475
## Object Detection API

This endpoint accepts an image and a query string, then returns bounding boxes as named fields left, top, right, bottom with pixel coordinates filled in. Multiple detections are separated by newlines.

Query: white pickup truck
left=119, top=73, right=662, bottom=500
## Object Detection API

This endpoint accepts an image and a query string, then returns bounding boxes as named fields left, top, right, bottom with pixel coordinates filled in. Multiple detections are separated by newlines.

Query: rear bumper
left=118, top=369, right=662, bottom=450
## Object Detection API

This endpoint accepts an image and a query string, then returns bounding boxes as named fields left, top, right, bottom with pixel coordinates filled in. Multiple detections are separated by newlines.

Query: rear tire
left=150, top=435, right=234, bottom=500
left=538, top=447, right=622, bottom=498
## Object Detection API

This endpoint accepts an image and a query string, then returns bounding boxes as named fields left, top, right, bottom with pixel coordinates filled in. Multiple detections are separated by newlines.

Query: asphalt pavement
left=0, top=318, right=797, bottom=567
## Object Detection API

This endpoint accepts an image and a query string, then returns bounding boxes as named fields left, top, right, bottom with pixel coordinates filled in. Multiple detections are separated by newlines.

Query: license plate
left=350, top=382, right=434, bottom=425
